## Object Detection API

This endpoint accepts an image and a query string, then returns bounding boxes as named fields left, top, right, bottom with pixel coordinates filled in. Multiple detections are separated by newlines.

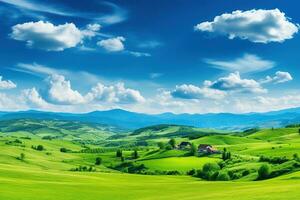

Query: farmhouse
left=178, top=141, right=192, bottom=149
left=198, top=144, right=219, bottom=154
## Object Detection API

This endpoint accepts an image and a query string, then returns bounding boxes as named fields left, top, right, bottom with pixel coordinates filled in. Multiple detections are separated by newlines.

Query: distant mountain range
left=1, top=107, right=300, bottom=130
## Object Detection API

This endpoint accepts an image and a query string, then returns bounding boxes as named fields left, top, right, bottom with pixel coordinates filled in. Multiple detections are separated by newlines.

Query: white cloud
left=45, top=74, right=86, bottom=105
left=150, top=73, right=163, bottom=79
left=138, top=40, right=162, bottom=49
left=0, top=0, right=127, bottom=25
left=11, top=21, right=100, bottom=51
left=21, top=87, right=49, bottom=108
left=86, top=82, right=145, bottom=104
left=261, top=71, right=293, bottom=84
left=0, top=76, right=16, bottom=89
left=205, top=54, right=275, bottom=73
left=81, top=23, right=101, bottom=38
left=195, top=9, right=299, bottom=43
left=128, top=51, right=151, bottom=57
left=171, top=84, right=226, bottom=100
left=207, top=72, right=267, bottom=94
left=97, top=36, right=125, bottom=52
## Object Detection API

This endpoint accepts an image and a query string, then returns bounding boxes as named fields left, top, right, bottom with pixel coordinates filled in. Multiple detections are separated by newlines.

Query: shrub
left=157, top=142, right=165, bottom=150
left=187, top=169, right=196, bottom=176
left=36, top=145, right=44, bottom=151
left=32, top=145, right=44, bottom=151
left=198, top=163, right=221, bottom=180
left=60, top=147, right=69, bottom=153
left=293, top=153, right=299, bottom=161
left=19, top=153, right=25, bottom=161
left=258, top=164, right=271, bottom=180
left=216, top=172, right=230, bottom=181
left=242, top=169, right=250, bottom=176
left=95, top=157, right=102, bottom=165
left=190, top=143, right=197, bottom=156
left=222, top=148, right=231, bottom=161
left=132, top=150, right=139, bottom=159
left=165, top=144, right=173, bottom=150
left=14, top=139, right=22, bottom=144
left=259, top=155, right=289, bottom=164
left=116, top=149, right=122, bottom=157
left=168, top=138, right=176, bottom=149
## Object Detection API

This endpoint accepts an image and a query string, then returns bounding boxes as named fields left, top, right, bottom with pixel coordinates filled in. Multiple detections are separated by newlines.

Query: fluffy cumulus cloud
left=195, top=9, right=299, bottom=43
left=40, top=74, right=145, bottom=105
left=97, top=36, right=125, bottom=52
left=206, top=72, right=267, bottom=94
left=11, top=21, right=100, bottom=51
left=86, top=82, right=145, bottom=104
left=0, top=76, right=16, bottom=89
left=21, top=88, right=49, bottom=108
left=205, top=54, right=275, bottom=73
left=171, top=84, right=226, bottom=100
left=45, top=74, right=86, bottom=105
left=261, top=71, right=293, bottom=84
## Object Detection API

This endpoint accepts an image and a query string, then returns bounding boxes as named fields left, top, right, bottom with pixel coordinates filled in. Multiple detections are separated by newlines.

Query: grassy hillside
left=0, top=119, right=121, bottom=141
left=0, top=120, right=300, bottom=199
left=0, top=163, right=299, bottom=200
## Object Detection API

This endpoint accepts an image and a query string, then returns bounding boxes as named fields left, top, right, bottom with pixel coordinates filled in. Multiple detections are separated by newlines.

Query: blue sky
left=0, top=0, right=300, bottom=114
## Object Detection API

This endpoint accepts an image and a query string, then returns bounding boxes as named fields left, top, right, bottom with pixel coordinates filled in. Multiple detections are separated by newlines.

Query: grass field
left=0, top=120, right=300, bottom=199
left=138, top=156, right=220, bottom=172
left=0, top=163, right=300, bottom=200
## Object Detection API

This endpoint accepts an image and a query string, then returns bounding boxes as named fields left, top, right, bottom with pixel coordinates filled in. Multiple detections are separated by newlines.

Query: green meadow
left=0, top=119, right=300, bottom=199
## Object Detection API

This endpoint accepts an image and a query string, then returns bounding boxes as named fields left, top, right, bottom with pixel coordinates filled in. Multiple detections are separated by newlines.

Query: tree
left=19, top=153, right=25, bottom=161
left=216, top=172, right=230, bottom=181
left=293, top=153, right=299, bottom=161
left=222, top=148, right=231, bottom=161
left=60, top=147, right=68, bottom=153
left=190, top=143, right=197, bottom=156
left=258, top=164, right=271, bottom=180
left=200, top=162, right=221, bottom=180
left=116, top=149, right=122, bottom=157
left=37, top=145, right=44, bottom=151
left=298, top=129, right=300, bottom=135
left=132, top=150, right=139, bottom=159
left=95, top=157, right=102, bottom=165
left=157, top=142, right=165, bottom=150
left=168, top=138, right=176, bottom=149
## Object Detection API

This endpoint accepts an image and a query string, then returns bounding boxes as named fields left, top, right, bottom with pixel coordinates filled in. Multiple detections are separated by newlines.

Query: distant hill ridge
left=1, top=107, right=300, bottom=130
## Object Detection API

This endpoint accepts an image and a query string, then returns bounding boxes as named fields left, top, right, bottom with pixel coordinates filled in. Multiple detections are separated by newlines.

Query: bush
left=60, top=147, right=69, bottom=153
left=187, top=169, right=196, bottom=176
left=32, top=145, right=44, bottom=151
left=168, top=138, right=176, bottom=149
left=259, top=155, right=289, bottom=164
left=258, top=164, right=271, bottom=180
left=165, top=144, right=173, bottom=150
left=216, top=172, right=230, bottom=181
left=37, top=145, right=44, bottom=151
left=14, top=139, right=22, bottom=144
left=116, top=149, right=122, bottom=157
left=157, top=142, right=165, bottom=150
left=132, top=150, right=139, bottom=159
left=95, top=157, right=102, bottom=165
left=190, top=143, right=197, bottom=156
left=18, top=153, right=25, bottom=161
left=197, top=163, right=221, bottom=180
left=242, top=169, right=250, bottom=176
left=70, top=165, right=96, bottom=172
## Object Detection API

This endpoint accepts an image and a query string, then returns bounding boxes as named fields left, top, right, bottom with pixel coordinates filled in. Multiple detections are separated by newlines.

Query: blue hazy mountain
left=1, top=108, right=300, bottom=130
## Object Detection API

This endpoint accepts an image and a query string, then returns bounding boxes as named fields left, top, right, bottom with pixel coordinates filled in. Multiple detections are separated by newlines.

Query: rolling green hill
left=0, top=120, right=300, bottom=200
left=0, top=119, right=121, bottom=141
